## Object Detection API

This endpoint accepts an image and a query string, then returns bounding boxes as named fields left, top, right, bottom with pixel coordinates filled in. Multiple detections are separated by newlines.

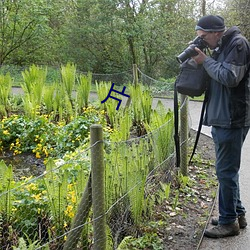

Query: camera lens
left=176, top=44, right=198, bottom=63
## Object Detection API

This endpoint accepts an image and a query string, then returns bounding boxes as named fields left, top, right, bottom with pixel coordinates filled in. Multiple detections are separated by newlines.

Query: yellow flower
left=65, top=205, right=74, bottom=218
left=42, top=147, right=48, bottom=156
left=3, top=130, right=9, bottom=135
left=26, top=183, right=37, bottom=191
left=36, top=152, right=41, bottom=159
left=12, top=207, right=17, bottom=212
left=71, top=195, right=76, bottom=204
left=32, top=193, right=42, bottom=201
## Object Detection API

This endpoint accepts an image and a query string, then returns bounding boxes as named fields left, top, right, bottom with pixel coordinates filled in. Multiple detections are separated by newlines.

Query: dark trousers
left=211, top=126, right=249, bottom=225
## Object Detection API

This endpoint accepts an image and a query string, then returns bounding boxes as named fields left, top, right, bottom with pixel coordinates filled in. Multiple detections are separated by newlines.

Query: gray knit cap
left=195, top=15, right=225, bottom=32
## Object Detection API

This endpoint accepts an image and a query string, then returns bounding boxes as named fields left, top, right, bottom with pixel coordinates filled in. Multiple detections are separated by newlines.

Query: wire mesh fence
left=0, top=65, right=190, bottom=249
left=0, top=117, right=189, bottom=249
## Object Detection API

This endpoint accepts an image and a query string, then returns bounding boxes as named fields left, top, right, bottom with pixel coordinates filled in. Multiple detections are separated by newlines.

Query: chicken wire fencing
left=0, top=113, right=189, bottom=249
left=0, top=65, right=190, bottom=249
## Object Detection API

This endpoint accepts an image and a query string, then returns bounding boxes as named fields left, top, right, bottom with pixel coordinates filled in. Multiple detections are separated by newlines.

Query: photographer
left=192, top=15, right=250, bottom=238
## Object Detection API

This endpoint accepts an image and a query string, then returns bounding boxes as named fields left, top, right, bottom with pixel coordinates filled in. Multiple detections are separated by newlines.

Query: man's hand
left=192, top=47, right=207, bottom=64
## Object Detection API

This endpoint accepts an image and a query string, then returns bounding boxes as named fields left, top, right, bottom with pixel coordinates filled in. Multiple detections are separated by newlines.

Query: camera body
left=176, top=36, right=208, bottom=63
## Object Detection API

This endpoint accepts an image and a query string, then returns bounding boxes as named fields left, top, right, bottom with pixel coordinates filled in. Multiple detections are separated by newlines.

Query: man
left=192, top=15, right=250, bottom=238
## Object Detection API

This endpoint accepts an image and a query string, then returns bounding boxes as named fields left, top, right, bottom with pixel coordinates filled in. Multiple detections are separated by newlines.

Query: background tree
left=0, top=0, right=233, bottom=79
left=220, top=0, right=250, bottom=39
left=0, top=0, right=49, bottom=65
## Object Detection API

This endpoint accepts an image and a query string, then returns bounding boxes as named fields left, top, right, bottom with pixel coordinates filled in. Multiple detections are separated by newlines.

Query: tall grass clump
left=76, top=72, right=92, bottom=113
left=0, top=73, right=12, bottom=117
left=43, top=84, right=56, bottom=114
left=145, top=100, right=174, bottom=164
left=96, top=81, right=119, bottom=127
left=21, top=65, right=47, bottom=118
left=129, top=84, right=153, bottom=135
left=105, top=136, right=153, bottom=247
left=61, top=63, right=76, bottom=103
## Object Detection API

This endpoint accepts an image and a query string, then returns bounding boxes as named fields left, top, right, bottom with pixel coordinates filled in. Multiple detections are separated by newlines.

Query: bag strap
left=174, top=80, right=208, bottom=168
left=189, top=91, right=208, bottom=164
left=174, top=80, right=180, bottom=168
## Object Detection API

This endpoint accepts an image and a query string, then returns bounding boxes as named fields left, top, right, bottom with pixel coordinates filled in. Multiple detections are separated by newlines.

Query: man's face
left=196, top=30, right=222, bottom=49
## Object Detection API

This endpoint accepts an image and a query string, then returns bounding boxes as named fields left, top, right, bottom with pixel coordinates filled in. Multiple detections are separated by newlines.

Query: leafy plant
left=158, top=182, right=171, bottom=203
left=117, top=233, right=163, bottom=250
left=12, top=176, right=49, bottom=241
left=76, top=72, right=92, bottom=111
left=0, top=161, right=15, bottom=222
left=60, top=62, right=76, bottom=103
left=43, top=84, right=56, bottom=114
left=21, top=65, right=47, bottom=118
left=129, top=84, right=150, bottom=123
left=96, top=81, right=119, bottom=127
left=0, top=73, right=12, bottom=117
left=144, top=100, right=174, bottom=163
left=13, top=236, right=43, bottom=250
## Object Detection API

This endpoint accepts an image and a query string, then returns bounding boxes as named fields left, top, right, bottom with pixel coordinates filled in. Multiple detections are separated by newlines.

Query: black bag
left=175, top=58, right=208, bottom=97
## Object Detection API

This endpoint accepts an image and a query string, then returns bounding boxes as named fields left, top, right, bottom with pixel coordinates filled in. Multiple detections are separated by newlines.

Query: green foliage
left=13, top=235, right=46, bottom=250
left=76, top=72, right=92, bottom=111
left=145, top=100, right=174, bottom=163
left=43, top=85, right=56, bottom=113
left=110, top=109, right=132, bottom=141
left=0, top=161, right=14, bottom=222
left=61, top=63, right=76, bottom=101
left=158, top=182, right=171, bottom=203
left=12, top=176, right=48, bottom=240
left=105, top=135, right=153, bottom=227
left=0, top=0, right=52, bottom=65
left=21, top=65, right=47, bottom=118
left=43, top=159, right=68, bottom=229
left=0, top=76, right=179, bottom=248
left=117, top=233, right=163, bottom=250
left=0, top=109, right=101, bottom=158
left=0, top=0, right=227, bottom=77
left=129, top=84, right=153, bottom=126
left=96, top=81, right=121, bottom=127
left=0, top=73, right=12, bottom=116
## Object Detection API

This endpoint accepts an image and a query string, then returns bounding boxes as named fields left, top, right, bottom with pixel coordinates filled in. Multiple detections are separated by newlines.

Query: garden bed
left=0, top=130, right=217, bottom=250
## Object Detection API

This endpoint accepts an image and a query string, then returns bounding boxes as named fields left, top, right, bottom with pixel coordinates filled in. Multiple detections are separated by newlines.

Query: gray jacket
left=203, top=26, right=250, bottom=128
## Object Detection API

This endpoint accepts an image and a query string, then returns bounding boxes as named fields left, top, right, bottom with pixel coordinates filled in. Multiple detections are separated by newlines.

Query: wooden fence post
left=180, top=94, right=188, bottom=176
left=91, top=124, right=106, bottom=250
left=63, top=175, right=92, bottom=250
left=133, top=64, right=138, bottom=85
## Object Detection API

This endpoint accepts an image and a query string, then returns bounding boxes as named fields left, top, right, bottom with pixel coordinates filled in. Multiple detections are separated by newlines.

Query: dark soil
left=0, top=152, right=45, bottom=180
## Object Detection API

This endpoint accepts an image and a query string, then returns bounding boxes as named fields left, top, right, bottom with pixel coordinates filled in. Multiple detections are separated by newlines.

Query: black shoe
left=211, top=214, right=247, bottom=229
left=204, top=222, right=240, bottom=238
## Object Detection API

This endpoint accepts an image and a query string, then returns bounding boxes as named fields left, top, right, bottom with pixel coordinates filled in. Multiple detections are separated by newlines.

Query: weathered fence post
left=63, top=175, right=92, bottom=250
left=180, top=94, right=189, bottom=176
left=91, top=124, right=106, bottom=250
left=133, top=64, right=138, bottom=85
left=126, top=64, right=137, bottom=108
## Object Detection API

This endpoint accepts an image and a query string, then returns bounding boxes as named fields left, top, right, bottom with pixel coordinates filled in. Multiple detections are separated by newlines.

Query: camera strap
left=174, top=84, right=208, bottom=168
left=189, top=91, right=208, bottom=164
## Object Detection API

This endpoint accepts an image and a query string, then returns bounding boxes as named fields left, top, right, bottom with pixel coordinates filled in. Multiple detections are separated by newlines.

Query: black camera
left=176, top=36, right=208, bottom=64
